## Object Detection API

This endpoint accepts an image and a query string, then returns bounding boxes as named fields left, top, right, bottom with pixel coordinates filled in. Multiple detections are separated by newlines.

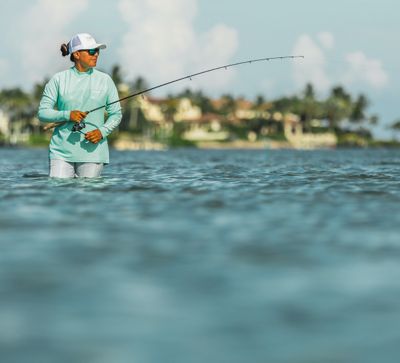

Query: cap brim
left=70, top=43, right=107, bottom=53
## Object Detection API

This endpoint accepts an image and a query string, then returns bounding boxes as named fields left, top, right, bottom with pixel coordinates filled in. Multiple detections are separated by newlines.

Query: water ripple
left=1, top=147, right=400, bottom=363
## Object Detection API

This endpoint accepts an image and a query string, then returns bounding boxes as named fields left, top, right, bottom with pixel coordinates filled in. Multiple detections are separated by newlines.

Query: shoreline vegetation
left=1, top=65, right=400, bottom=150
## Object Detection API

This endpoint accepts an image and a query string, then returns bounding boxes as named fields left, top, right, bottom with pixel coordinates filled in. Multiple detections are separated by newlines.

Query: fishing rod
left=70, top=55, right=304, bottom=132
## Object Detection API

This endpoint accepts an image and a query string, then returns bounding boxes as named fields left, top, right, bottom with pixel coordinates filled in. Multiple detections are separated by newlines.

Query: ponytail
left=60, top=43, right=74, bottom=62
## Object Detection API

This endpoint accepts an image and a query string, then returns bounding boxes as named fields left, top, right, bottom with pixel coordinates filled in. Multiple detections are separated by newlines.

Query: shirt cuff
left=99, top=126, right=109, bottom=138
left=63, top=111, right=71, bottom=121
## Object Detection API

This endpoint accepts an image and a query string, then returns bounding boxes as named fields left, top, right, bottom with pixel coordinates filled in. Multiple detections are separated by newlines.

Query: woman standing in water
left=38, top=33, right=122, bottom=178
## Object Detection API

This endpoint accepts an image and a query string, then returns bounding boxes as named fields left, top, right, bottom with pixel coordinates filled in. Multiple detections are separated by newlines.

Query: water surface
left=1, top=147, right=400, bottom=363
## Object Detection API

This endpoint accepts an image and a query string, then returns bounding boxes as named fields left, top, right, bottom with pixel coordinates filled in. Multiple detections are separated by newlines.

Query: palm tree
left=32, top=78, right=49, bottom=104
left=297, top=83, right=323, bottom=131
left=368, top=115, right=379, bottom=125
left=254, top=94, right=265, bottom=107
left=110, top=64, right=124, bottom=87
left=391, top=119, right=400, bottom=131
left=323, top=86, right=352, bottom=130
left=130, top=76, right=148, bottom=93
left=389, top=119, right=400, bottom=140
left=119, top=76, right=149, bottom=132
left=350, top=94, right=369, bottom=124
left=219, top=94, right=236, bottom=117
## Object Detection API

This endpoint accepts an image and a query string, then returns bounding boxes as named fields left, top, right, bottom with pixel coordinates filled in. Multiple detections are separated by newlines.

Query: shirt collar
left=71, top=66, right=94, bottom=75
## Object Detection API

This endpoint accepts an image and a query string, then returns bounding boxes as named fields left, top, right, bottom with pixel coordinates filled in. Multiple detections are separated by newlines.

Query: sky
left=0, top=0, right=399, bottom=138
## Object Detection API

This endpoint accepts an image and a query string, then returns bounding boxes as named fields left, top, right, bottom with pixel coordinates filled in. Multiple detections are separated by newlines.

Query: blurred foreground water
left=1, top=147, right=400, bottom=363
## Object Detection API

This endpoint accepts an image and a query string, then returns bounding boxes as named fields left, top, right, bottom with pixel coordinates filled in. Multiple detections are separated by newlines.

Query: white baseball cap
left=68, top=33, right=106, bottom=54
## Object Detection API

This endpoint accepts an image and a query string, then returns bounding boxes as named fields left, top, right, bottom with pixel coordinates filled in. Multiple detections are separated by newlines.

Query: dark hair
left=60, top=43, right=75, bottom=62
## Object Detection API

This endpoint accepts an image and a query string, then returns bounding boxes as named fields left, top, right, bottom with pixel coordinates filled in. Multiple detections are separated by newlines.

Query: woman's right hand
left=70, top=110, right=88, bottom=123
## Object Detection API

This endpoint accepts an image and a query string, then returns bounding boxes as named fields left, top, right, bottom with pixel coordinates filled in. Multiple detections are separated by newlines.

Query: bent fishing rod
left=72, top=55, right=304, bottom=132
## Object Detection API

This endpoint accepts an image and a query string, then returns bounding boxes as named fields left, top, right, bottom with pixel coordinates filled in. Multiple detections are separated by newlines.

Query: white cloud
left=292, top=34, right=388, bottom=94
left=117, top=0, right=238, bottom=92
left=17, top=0, right=89, bottom=83
left=342, top=51, right=388, bottom=89
left=193, top=24, right=239, bottom=89
left=292, top=34, right=331, bottom=92
left=317, top=32, right=334, bottom=50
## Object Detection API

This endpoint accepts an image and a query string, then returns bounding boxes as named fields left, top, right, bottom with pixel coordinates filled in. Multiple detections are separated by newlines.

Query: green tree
left=219, top=94, right=236, bottom=116
left=323, top=86, right=352, bottom=130
left=130, top=76, right=149, bottom=93
left=0, top=88, right=35, bottom=121
left=110, top=64, right=124, bottom=87
left=32, top=78, right=49, bottom=103
left=368, top=114, right=379, bottom=125
left=254, top=94, right=266, bottom=107
left=350, top=94, right=369, bottom=124
left=391, top=119, right=400, bottom=131
left=272, top=95, right=298, bottom=114
left=177, top=88, right=214, bottom=114
left=119, top=76, right=149, bottom=132
left=162, top=96, right=179, bottom=123
left=295, top=83, right=323, bottom=130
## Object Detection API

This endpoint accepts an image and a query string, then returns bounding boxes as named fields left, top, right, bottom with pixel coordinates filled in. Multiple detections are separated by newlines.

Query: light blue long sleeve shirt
left=38, top=66, right=122, bottom=164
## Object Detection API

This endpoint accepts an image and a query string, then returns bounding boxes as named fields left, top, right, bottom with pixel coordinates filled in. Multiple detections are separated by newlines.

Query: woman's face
left=73, top=49, right=99, bottom=69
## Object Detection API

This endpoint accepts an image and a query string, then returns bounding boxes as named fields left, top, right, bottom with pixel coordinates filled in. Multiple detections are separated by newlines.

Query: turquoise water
left=1, top=147, right=400, bottom=363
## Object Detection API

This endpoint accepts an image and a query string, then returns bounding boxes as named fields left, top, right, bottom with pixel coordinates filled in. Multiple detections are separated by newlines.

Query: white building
left=0, top=108, right=10, bottom=138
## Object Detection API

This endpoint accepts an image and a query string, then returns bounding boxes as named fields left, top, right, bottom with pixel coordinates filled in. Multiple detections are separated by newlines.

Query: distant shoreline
left=2, top=140, right=400, bottom=151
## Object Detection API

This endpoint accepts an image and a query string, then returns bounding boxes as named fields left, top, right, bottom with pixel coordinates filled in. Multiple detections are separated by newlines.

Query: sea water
left=1, top=147, right=400, bottom=363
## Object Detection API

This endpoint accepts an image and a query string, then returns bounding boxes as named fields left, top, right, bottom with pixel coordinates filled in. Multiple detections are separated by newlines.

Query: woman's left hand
left=85, top=129, right=103, bottom=144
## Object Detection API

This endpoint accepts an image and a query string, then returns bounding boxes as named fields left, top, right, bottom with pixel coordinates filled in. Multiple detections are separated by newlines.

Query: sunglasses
left=80, top=48, right=100, bottom=56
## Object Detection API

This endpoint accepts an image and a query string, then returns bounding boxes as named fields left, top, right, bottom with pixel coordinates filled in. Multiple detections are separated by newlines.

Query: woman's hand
left=70, top=110, right=88, bottom=122
left=85, top=129, right=103, bottom=144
